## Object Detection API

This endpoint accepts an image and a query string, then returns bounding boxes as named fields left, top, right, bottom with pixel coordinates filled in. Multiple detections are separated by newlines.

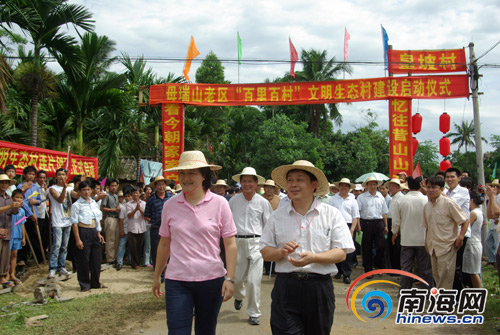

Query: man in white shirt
left=36, top=170, right=50, bottom=258
left=391, top=176, right=432, bottom=290
left=328, top=178, right=359, bottom=284
left=261, top=160, right=354, bottom=335
left=229, top=167, right=272, bottom=326
left=386, top=178, right=403, bottom=270
left=357, top=177, right=389, bottom=275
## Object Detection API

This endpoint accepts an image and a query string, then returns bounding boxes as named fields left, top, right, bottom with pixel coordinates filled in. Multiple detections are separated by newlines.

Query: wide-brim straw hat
left=400, top=182, right=409, bottom=191
left=232, top=167, right=265, bottom=184
left=0, top=174, right=15, bottom=185
left=362, top=176, right=383, bottom=188
left=271, top=160, right=329, bottom=196
left=353, top=184, right=364, bottom=191
left=487, top=179, right=500, bottom=187
left=384, top=178, right=402, bottom=188
left=259, top=179, right=279, bottom=188
left=334, top=178, right=355, bottom=190
left=166, top=186, right=173, bottom=193
left=117, top=190, right=124, bottom=197
left=149, top=176, right=171, bottom=187
left=214, top=179, right=230, bottom=189
left=164, top=150, right=221, bottom=172
left=174, top=184, right=182, bottom=192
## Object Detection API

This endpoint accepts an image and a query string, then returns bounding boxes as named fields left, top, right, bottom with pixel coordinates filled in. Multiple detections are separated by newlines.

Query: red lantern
left=439, top=112, right=450, bottom=133
left=412, top=113, right=422, bottom=134
left=439, top=137, right=451, bottom=156
left=440, top=159, right=451, bottom=171
left=412, top=137, right=418, bottom=156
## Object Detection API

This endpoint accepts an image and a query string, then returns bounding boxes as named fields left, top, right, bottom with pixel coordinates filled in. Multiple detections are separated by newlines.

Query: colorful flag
left=289, top=37, right=299, bottom=79
left=381, top=25, right=389, bottom=70
left=183, top=36, right=200, bottom=81
left=492, top=161, right=497, bottom=179
left=237, top=32, right=242, bottom=65
left=344, top=27, right=350, bottom=61
left=412, top=161, right=422, bottom=178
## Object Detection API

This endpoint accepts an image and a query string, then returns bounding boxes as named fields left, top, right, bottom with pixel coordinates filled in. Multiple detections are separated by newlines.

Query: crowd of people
left=0, top=155, right=499, bottom=335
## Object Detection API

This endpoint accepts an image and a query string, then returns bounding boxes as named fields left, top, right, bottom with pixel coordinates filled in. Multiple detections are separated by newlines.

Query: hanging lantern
left=440, top=159, right=451, bottom=171
left=439, top=112, right=450, bottom=133
left=412, top=137, right=419, bottom=156
left=439, top=137, right=451, bottom=156
left=412, top=113, right=422, bottom=134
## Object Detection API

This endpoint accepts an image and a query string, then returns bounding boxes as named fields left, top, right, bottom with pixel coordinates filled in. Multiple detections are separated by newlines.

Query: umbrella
left=355, top=172, right=390, bottom=183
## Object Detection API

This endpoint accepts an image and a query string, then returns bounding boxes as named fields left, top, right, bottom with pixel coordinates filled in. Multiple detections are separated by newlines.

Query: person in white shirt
left=229, top=167, right=272, bottom=326
left=386, top=178, right=403, bottom=271
left=116, top=190, right=131, bottom=271
left=391, top=176, right=432, bottom=290
left=126, top=187, right=147, bottom=269
left=485, top=179, right=500, bottom=265
left=260, top=160, right=354, bottom=335
left=36, top=170, right=50, bottom=258
left=328, top=178, right=359, bottom=284
left=357, top=177, right=389, bottom=275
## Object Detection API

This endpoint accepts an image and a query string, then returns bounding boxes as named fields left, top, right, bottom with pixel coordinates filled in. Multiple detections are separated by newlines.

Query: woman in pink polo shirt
left=152, top=151, right=237, bottom=335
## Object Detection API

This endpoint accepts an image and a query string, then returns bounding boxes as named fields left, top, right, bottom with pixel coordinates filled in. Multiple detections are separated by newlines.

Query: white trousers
left=234, top=237, right=263, bottom=318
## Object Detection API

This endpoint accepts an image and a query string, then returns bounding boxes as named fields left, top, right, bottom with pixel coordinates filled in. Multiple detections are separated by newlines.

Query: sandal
left=1, top=281, right=15, bottom=288
left=12, top=279, right=22, bottom=285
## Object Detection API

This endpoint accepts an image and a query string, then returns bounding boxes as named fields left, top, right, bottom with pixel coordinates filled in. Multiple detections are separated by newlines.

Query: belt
left=78, top=219, right=96, bottom=229
left=235, top=234, right=261, bottom=238
left=150, top=225, right=160, bottom=229
left=277, top=272, right=331, bottom=281
left=361, top=218, right=383, bottom=222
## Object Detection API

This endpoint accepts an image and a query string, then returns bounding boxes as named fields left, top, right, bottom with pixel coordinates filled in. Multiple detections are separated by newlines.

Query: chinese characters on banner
left=389, top=99, right=412, bottom=178
left=149, top=75, right=469, bottom=106
left=387, top=49, right=467, bottom=74
left=162, top=104, right=184, bottom=181
left=0, top=140, right=98, bottom=178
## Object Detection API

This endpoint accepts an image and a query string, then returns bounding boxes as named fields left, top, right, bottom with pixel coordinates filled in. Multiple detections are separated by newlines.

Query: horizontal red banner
left=0, top=140, right=99, bottom=179
left=149, top=75, right=469, bottom=106
left=388, top=49, right=467, bottom=74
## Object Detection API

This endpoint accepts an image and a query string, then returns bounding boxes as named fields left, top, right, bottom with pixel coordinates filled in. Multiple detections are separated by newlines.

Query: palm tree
left=294, top=49, right=352, bottom=136
left=1, top=0, right=94, bottom=146
left=446, top=120, right=487, bottom=153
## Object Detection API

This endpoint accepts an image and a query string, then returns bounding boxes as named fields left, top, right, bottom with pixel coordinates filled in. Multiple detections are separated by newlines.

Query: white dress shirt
left=328, top=193, right=360, bottom=223
left=357, top=191, right=389, bottom=220
left=229, top=192, right=272, bottom=235
left=391, top=190, right=428, bottom=246
left=260, top=198, right=355, bottom=275
left=444, top=184, right=471, bottom=237
left=387, top=191, right=403, bottom=219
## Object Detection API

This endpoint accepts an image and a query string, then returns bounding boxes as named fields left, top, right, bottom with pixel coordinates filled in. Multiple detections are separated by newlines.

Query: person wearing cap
left=328, top=183, right=339, bottom=197
left=152, top=151, right=237, bottom=335
left=352, top=184, right=364, bottom=198
left=391, top=176, right=432, bottom=291
left=396, top=171, right=407, bottom=183
left=214, top=179, right=231, bottom=201
left=229, top=167, right=272, bottom=326
left=260, top=179, right=280, bottom=210
left=357, top=176, right=389, bottom=275
left=328, top=178, right=359, bottom=284
left=385, top=178, right=403, bottom=271
left=260, top=160, right=354, bottom=334
left=485, top=179, right=500, bottom=266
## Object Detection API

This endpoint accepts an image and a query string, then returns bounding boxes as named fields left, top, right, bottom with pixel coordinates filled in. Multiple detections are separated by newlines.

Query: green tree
left=413, top=140, right=440, bottom=176
left=446, top=120, right=486, bottom=153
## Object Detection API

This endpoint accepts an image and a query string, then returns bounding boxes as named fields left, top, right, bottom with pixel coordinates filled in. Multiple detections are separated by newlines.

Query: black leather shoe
left=234, top=299, right=242, bottom=310
left=343, top=276, right=351, bottom=284
left=334, top=273, right=342, bottom=279
left=116, top=264, right=122, bottom=271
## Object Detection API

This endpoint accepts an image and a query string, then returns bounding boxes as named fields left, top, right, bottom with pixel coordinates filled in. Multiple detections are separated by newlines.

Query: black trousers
left=75, top=227, right=102, bottom=291
left=361, top=219, right=385, bottom=272
left=38, top=217, right=51, bottom=254
left=271, top=274, right=335, bottom=335
left=336, top=223, right=354, bottom=277
left=128, top=232, right=144, bottom=268
left=400, top=246, right=433, bottom=290
left=453, top=237, right=472, bottom=291
left=18, top=217, right=43, bottom=263
left=386, top=219, right=401, bottom=270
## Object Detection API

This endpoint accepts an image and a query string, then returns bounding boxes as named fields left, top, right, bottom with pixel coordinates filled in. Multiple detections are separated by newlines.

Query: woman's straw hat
left=164, top=151, right=221, bottom=172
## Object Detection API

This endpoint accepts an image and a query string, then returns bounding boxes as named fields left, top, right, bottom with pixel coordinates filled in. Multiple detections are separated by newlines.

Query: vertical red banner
left=161, top=104, right=185, bottom=181
left=389, top=99, right=413, bottom=178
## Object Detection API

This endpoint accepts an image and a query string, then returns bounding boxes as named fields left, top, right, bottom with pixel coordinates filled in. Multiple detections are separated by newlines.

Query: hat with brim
left=353, top=184, right=364, bottom=191
left=232, top=167, right=265, bottom=184
left=164, top=150, right=222, bottom=172
left=0, top=174, right=15, bottom=185
left=174, top=184, right=182, bottom=192
left=334, top=178, right=355, bottom=190
left=396, top=171, right=407, bottom=177
left=384, top=178, right=402, bottom=188
left=149, top=176, right=171, bottom=188
left=259, top=179, right=280, bottom=188
left=271, top=160, right=329, bottom=196
left=362, top=176, right=383, bottom=188
left=214, top=179, right=230, bottom=190
left=487, top=179, right=500, bottom=187
left=117, top=190, right=124, bottom=197
left=400, top=182, right=409, bottom=191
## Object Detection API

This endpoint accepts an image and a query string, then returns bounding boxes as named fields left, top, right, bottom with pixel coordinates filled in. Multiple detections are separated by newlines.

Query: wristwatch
left=225, top=277, right=234, bottom=284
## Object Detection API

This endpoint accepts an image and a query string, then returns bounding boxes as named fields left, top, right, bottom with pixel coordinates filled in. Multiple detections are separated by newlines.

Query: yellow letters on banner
left=388, top=79, right=398, bottom=96
left=392, top=114, right=408, bottom=128
left=426, top=79, right=438, bottom=96
left=27, top=153, right=38, bottom=167
left=269, top=87, right=280, bottom=101
left=308, top=85, right=319, bottom=101
left=9, top=149, right=19, bottom=165
left=412, top=80, right=425, bottom=97
left=38, top=154, right=48, bottom=170
left=347, top=83, right=359, bottom=100
left=439, top=53, right=457, bottom=70
left=282, top=86, right=293, bottom=102
left=321, top=85, right=333, bottom=100
left=166, top=173, right=178, bottom=181
left=400, top=80, right=411, bottom=96
left=166, top=86, right=177, bottom=100
left=164, top=117, right=180, bottom=130
left=18, top=151, right=29, bottom=169
left=163, top=160, right=178, bottom=170
left=56, top=156, right=65, bottom=169
left=192, top=87, right=202, bottom=103
left=360, top=81, right=372, bottom=99
left=394, top=158, right=409, bottom=170
left=205, top=87, right=215, bottom=103
left=0, top=148, right=9, bottom=167
left=218, top=88, right=228, bottom=102
left=164, top=147, right=180, bottom=159
left=165, top=104, right=179, bottom=116
left=243, top=88, right=255, bottom=102
left=256, top=87, right=266, bottom=101
left=46, top=155, right=56, bottom=172
left=399, top=53, right=415, bottom=70
left=373, top=81, right=385, bottom=98
left=393, top=143, right=409, bottom=155
left=439, top=79, right=452, bottom=96
left=179, top=86, right=190, bottom=102
left=334, top=84, right=345, bottom=100
left=418, top=54, right=437, bottom=70
left=164, top=131, right=181, bottom=144
left=84, top=162, right=95, bottom=177
left=391, top=100, right=408, bottom=113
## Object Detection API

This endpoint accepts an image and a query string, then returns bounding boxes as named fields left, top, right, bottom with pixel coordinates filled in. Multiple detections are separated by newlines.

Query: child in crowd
left=116, top=190, right=132, bottom=271
left=4, top=165, right=17, bottom=197
left=463, top=189, right=484, bottom=288
left=9, top=189, right=26, bottom=285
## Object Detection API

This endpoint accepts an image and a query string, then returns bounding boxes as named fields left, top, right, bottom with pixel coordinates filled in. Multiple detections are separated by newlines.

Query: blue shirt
left=17, top=181, right=40, bottom=217
left=144, top=192, right=172, bottom=227
left=11, top=208, right=26, bottom=240
left=71, top=197, right=103, bottom=232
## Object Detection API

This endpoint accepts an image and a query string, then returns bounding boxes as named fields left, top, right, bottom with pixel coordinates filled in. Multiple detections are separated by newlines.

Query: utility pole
left=469, top=42, right=486, bottom=189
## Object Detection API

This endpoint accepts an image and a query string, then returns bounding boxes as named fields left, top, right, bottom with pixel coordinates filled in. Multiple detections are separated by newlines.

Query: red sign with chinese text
left=388, top=49, right=467, bottom=74
left=0, top=140, right=98, bottom=179
left=389, top=99, right=413, bottom=178
left=162, top=104, right=184, bottom=181
left=149, top=75, right=469, bottom=106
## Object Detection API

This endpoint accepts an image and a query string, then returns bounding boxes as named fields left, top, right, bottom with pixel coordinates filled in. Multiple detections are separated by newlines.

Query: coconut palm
left=446, top=120, right=487, bottom=153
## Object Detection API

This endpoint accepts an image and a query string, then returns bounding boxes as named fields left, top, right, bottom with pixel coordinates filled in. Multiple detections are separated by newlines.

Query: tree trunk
left=76, top=122, right=84, bottom=154
left=136, top=154, right=141, bottom=182
left=154, top=124, right=160, bottom=162
left=30, top=92, right=39, bottom=146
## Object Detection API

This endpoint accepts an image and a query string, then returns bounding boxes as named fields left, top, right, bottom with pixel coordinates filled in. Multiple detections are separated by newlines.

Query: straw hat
left=214, top=179, right=230, bottom=189
left=0, top=174, right=15, bottom=185
left=362, top=176, right=383, bottom=188
left=400, top=182, right=409, bottom=191
left=396, top=171, right=407, bottom=177
left=164, top=151, right=221, bottom=172
left=271, top=160, right=329, bottom=196
left=174, top=184, right=182, bottom=192
left=487, top=179, right=500, bottom=187
left=232, top=167, right=265, bottom=184
left=149, top=176, right=170, bottom=187
left=353, top=184, right=364, bottom=191
left=334, top=178, right=355, bottom=190
left=259, top=179, right=279, bottom=188
left=384, top=178, right=402, bottom=188
left=117, top=190, right=124, bottom=197
left=166, top=186, right=173, bottom=193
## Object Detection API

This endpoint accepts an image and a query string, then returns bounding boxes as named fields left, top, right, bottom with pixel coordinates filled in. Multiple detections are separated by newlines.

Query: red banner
left=162, top=104, right=184, bottom=181
left=0, top=140, right=98, bottom=178
left=389, top=99, right=413, bottom=178
left=149, top=75, right=469, bottom=106
left=388, top=49, right=467, bottom=74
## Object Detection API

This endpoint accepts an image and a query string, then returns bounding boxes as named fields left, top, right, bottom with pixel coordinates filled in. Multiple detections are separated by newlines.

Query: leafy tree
left=413, top=140, right=440, bottom=176
left=446, top=120, right=486, bottom=153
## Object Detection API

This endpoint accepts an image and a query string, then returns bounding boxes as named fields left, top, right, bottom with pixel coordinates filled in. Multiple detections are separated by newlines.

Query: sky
left=65, top=0, right=500, bottom=153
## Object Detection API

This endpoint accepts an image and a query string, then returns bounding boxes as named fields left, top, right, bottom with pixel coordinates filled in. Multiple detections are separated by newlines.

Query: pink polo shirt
left=159, top=190, right=236, bottom=281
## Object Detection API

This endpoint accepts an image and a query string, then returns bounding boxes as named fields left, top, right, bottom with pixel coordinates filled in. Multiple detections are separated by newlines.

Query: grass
left=481, top=263, right=500, bottom=333
left=0, top=290, right=164, bottom=335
